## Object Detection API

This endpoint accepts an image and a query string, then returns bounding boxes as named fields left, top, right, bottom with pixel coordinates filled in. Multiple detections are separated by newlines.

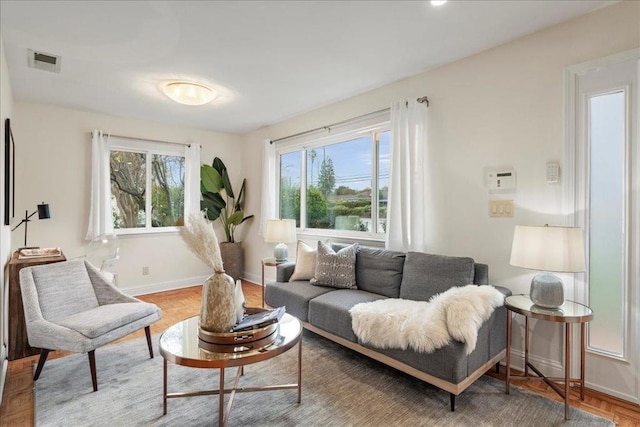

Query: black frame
left=4, top=118, right=15, bottom=225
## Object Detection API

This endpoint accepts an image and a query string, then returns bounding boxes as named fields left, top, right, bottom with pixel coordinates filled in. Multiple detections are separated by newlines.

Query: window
left=276, top=115, right=390, bottom=239
left=109, top=138, right=188, bottom=233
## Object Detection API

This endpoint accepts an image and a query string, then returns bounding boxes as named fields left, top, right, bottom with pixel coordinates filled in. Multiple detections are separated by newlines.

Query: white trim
left=109, top=136, right=191, bottom=235
left=126, top=274, right=261, bottom=297
left=563, top=48, right=640, bottom=401
left=125, top=275, right=208, bottom=296
left=507, top=347, right=564, bottom=378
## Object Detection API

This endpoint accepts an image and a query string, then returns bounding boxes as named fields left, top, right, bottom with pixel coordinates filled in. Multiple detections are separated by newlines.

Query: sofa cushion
left=399, top=252, right=475, bottom=301
left=311, top=242, right=358, bottom=289
left=264, top=280, right=336, bottom=322
left=308, top=289, right=386, bottom=342
left=355, top=248, right=405, bottom=298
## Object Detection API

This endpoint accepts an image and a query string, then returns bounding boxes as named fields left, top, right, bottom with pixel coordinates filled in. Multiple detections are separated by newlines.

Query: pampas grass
left=181, top=212, right=224, bottom=274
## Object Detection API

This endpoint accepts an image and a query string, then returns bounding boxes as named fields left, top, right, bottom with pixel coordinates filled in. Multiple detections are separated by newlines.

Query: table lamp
left=264, top=219, right=296, bottom=262
left=509, top=224, right=586, bottom=309
left=11, top=202, right=51, bottom=248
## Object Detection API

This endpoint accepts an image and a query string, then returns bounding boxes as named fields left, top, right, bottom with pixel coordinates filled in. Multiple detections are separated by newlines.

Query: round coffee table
left=159, top=312, right=303, bottom=427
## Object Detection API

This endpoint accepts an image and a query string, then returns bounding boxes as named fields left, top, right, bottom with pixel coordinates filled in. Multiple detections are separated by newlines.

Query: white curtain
left=385, top=99, right=432, bottom=252
left=86, top=130, right=114, bottom=240
left=260, top=139, right=277, bottom=235
left=184, top=143, right=201, bottom=215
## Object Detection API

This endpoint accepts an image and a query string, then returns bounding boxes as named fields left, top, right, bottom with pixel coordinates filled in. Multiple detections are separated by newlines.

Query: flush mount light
left=162, top=81, right=217, bottom=106
left=431, top=0, right=447, bottom=5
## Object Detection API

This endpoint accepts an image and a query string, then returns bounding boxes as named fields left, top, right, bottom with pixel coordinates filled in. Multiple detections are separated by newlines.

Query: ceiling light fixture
left=431, top=0, right=447, bottom=6
left=162, top=81, right=217, bottom=106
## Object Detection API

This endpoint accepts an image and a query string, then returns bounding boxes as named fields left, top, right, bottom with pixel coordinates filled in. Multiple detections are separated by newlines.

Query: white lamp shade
left=510, top=225, right=586, bottom=273
left=264, top=219, right=297, bottom=243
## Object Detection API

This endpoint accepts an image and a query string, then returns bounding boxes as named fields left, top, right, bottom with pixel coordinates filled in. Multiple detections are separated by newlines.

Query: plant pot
left=220, top=242, right=244, bottom=282
left=199, top=272, right=236, bottom=333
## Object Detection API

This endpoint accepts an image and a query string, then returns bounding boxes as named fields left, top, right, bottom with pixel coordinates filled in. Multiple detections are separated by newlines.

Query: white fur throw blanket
left=350, top=285, right=504, bottom=355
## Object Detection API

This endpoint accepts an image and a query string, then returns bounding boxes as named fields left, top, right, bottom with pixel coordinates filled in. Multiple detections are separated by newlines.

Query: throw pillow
left=311, top=241, right=358, bottom=289
left=289, top=241, right=318, bottom=281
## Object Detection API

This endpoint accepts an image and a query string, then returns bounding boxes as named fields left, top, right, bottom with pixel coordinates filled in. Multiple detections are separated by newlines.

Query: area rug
left=35, top=331, right=613, bottom=427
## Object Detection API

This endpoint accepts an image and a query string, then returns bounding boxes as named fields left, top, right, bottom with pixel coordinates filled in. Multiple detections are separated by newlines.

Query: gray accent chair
left=20, top=260, right=162, bottom=391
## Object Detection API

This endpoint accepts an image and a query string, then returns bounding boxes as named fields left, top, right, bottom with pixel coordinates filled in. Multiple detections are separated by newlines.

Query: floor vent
left=27, top=49, right=61, bottom=73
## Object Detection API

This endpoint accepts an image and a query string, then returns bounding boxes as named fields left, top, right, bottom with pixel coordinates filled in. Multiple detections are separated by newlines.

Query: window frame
left=109, top=137, right=188, bottom=236
left=275, top=114, right=391, bottom=242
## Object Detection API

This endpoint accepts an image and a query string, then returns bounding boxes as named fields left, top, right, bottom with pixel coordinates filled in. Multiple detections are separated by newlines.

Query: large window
left=109, top=139, right=187, bottom=233
left=277, top=120, right=390, bottom=239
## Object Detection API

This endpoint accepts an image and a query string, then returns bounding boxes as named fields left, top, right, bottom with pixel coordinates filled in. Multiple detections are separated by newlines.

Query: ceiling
left=0, top=1, right=614, bottom=134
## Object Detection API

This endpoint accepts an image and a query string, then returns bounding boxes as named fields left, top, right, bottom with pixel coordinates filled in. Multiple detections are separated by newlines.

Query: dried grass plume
left=181, top=212, right=224, bottom=273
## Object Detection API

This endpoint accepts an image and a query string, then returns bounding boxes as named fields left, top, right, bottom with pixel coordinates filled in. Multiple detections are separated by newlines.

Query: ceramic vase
left=234, top=279, right=246, bottom=323
left=199, top=272, right=236, bottom=333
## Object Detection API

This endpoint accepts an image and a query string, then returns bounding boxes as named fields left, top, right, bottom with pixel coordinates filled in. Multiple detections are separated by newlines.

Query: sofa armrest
left=492, top=285, right=512, bottom=298
left=276, top=262, right=296, bottom=282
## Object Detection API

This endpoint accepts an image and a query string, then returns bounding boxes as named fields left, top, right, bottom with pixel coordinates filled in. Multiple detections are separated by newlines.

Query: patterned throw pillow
left=310, top=241, right=358, bottom=289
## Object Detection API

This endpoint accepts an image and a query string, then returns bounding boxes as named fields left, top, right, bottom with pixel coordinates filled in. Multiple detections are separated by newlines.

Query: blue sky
left=281, top=131, right=389, bottom=191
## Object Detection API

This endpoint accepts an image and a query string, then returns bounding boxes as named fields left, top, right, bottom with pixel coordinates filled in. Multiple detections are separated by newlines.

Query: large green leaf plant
left=201, top=157, right=254, bottom=243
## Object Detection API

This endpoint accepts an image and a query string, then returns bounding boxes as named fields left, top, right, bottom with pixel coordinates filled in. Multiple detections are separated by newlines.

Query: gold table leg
left=163, top=358, right=167, bottom=415
left=580, top=323, right=586, bottom=400
left=506, top=310, right=512, bottom=394
left=565, top=323, right=571, bottom=420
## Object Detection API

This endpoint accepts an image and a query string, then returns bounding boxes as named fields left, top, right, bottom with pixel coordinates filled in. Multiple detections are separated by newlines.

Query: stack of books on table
left=231, top=306, right=286, bottom=332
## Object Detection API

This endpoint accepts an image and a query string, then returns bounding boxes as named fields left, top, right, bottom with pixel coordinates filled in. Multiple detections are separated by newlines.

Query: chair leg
left=450, top=393, right=456, bottom=412
left=88, top=350, right=98, bottom=392
left=145, top=326, right=154, bottom=359
left=33, top=349, right=50, bottom=381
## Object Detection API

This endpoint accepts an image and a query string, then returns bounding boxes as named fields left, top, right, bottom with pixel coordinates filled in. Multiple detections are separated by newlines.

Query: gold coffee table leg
left=219, top=368, right=225, bottom=427
left=163, top=358, right=168, bottom=415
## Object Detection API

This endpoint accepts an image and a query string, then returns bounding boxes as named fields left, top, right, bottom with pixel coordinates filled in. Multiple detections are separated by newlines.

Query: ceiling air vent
left=27, top=49, right=61, bottom=73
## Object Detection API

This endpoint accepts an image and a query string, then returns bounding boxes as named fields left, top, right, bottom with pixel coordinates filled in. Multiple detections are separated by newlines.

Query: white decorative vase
left=234, top=279, right=246, bottom=323
left=199, top=272, right=236, bottom=333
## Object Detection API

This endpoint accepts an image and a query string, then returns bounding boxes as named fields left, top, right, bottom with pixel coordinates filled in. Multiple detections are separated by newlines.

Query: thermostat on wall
left=487, top=168, right=516, bottom=193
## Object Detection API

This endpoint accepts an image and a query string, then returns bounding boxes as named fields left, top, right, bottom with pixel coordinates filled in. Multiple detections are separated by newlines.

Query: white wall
left=240, top=0, right=640, bottom=376
left=11, top=102, right=243, bottom=294
left=0, top=35, right=14, bottom=406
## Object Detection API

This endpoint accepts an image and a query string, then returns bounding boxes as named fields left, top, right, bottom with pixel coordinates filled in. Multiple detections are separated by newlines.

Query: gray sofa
left=265, top=244, right=511, bottom=411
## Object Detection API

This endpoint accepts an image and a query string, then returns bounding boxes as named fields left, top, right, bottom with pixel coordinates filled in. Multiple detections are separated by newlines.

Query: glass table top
left=505, top=294, right=593, bottom=323
left=159, top=312, right=302, bottom=368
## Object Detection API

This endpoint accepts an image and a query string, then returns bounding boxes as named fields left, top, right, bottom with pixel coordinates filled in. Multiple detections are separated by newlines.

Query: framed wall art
left=4, top=118, right=15, bottom=226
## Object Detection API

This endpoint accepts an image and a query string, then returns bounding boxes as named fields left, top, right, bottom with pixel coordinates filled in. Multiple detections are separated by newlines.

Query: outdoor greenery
left=280, top=151, right=387, bottom=232
left=110, top=151, right=185, bottom=228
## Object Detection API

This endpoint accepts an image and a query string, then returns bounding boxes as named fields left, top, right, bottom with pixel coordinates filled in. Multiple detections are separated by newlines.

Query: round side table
left=505, top=294, right=593, bottom=420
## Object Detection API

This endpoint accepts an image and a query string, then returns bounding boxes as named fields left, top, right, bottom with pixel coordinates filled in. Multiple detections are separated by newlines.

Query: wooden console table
left=8, top=249, right=66, bottom=360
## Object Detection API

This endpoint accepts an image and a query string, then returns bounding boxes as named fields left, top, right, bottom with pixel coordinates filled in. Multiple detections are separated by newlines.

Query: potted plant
left=200, top=157, right=254, bottom=281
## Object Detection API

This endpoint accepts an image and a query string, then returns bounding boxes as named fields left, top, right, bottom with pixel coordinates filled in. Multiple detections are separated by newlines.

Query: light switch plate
left=489, top=200, right=514, bottom=217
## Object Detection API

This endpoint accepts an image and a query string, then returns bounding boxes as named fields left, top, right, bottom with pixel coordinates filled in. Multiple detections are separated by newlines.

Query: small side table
left=8, top=249, right=66, bottom=360
left=505, top=294, right=593, bottom=420
left=261, top=258, right=285, bottom=308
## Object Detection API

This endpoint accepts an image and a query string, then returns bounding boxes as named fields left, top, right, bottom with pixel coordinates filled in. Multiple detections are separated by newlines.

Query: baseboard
left=504, top=348, right=564, bottom=378
left=124, top=273, right=261, bottom=296
left=125, top=275, right=209, bottom=296
left=242, top=272, right=261, bottom=286
left=585, top=382, right=639, bottom=405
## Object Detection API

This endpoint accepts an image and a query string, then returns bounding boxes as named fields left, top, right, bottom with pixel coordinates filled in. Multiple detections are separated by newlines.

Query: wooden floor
left=1, top=282, right=639, bottom=426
